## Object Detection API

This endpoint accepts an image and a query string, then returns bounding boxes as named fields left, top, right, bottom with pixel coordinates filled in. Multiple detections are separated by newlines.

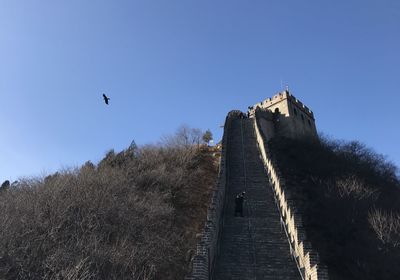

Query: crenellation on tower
left=248, top=90, right=317, bottom=140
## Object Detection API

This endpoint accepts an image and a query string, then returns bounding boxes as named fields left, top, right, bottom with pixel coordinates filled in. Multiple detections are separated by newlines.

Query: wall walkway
left=186, top=112, right=329, bottom=280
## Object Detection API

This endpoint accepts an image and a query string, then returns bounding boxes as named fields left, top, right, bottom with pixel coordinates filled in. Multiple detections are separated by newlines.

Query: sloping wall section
left=253, top=114, right=329, bottom=280
left=186, top=109, right=329, bottom=280
left=185, top=111, right=241, bottom=280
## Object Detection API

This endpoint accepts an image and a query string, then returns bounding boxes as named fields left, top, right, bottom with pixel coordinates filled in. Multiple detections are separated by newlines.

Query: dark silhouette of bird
left=102, top=94, right=110, bottom=105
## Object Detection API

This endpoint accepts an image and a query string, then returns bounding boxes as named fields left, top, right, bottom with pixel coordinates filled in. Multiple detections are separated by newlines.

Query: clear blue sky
left=1, top=0, right=399, bottom=182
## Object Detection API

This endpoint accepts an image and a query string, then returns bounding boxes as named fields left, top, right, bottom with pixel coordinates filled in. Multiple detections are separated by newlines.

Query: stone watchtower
left=248, top=90, right=317, bottom=140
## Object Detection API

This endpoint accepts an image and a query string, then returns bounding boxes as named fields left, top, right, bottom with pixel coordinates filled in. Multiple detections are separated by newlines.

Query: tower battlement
left=251, top=91, right=314, bottom=119
left=248, top=91, right=317, bottom=140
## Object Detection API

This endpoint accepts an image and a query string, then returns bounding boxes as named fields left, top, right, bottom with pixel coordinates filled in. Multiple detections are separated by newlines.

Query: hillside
left=268, top=136, right=400, bottom=280
left=2, top=117, right=399, bottom=280
left=0, top=129, right=219, bottom=280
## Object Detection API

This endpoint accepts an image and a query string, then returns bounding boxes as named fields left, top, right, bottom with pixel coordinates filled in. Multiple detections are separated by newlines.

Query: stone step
left=213, top=118, right=300, bottom=280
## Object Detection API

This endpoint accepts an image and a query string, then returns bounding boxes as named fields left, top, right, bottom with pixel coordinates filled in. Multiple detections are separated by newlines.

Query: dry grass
left=0, top=128, right=218, bottom=280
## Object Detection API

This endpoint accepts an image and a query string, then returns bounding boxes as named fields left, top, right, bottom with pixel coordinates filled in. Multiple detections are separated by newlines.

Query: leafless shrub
left=162, top=125, right=203, bottom=150
left=368, top=208, right=400, bottom=248
left=268, top=135, right=400, bottom=279
left=335, top=175, right=377, bottom=200
left=0, top=127, right=218, bottom=280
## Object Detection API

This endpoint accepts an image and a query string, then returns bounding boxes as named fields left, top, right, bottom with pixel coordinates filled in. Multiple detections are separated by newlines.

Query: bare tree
left=368, top=208, right=400, bottom=248
left=162, top=125, right=203, bottom=149
left=0, top=126, right=218, bottom=280
left=335, top=175, right=377, bottom=200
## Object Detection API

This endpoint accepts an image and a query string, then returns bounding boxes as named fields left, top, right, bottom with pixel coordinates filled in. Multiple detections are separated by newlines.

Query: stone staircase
left=212, top=118, right=301, bottom=280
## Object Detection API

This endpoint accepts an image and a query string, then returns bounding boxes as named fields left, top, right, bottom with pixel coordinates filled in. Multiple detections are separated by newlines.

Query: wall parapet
left=249, top=91, right=315, bottom=119
left=185, top=110, right=240, bottom=280
left=253, top=112, right=329, bottom=280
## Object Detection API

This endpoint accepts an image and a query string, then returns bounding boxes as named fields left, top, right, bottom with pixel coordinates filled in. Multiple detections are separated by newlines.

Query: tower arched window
left=273, top=108, right=280, bottom=122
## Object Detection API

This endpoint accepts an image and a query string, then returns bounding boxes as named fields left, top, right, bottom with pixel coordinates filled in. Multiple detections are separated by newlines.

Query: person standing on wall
left=234, top=191, right=245, bottom=217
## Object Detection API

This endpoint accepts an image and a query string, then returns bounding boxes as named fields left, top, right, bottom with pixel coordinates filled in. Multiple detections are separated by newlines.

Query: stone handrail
left=253, top=115, right=329, bottom=280
left=185, top=111, right=240, bottom=280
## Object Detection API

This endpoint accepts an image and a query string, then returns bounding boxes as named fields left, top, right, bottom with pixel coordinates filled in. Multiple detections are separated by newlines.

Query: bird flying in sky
left=102, top=94, right=110, bottom=105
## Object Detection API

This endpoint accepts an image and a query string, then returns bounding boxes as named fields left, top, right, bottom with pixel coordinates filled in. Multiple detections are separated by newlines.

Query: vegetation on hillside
left=268, top=136, right=400, bottom=280
left=0, top=126, right=219, bottom=280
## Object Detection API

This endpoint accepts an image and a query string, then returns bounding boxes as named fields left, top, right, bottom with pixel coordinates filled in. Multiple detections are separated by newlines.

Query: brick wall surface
left=185, top=111, right=241, bottom=280
left=253, top=113, right=329, bottom=280
left=186, top=109, right=329, bottom=280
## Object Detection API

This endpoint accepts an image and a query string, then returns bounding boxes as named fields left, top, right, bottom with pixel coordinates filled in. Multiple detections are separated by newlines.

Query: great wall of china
left=186, top=91, right=329, bottom=280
